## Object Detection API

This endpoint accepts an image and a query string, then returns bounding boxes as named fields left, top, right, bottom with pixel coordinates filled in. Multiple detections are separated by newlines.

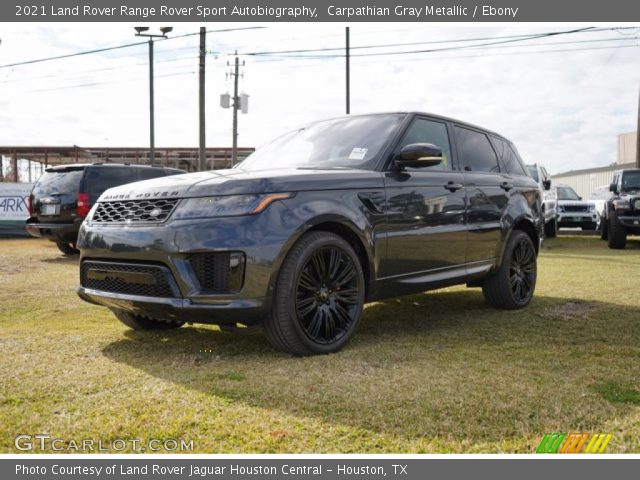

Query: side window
left=397, top=118, right=452, bottom=171
left=85, top=168, right=137, bottom=203
left=454, top=126, right=500, bottom=173
left=492, top=137, right=527, bottom=176
left=138, top=168, right=166, bottom=181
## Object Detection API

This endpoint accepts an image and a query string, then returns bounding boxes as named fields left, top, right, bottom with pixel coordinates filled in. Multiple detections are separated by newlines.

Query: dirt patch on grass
left=535, top=301, right=594, bottom=321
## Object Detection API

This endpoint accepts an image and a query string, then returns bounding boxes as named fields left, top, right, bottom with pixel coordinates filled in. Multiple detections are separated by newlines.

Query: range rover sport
left=77, top=113, right=543, bottom=355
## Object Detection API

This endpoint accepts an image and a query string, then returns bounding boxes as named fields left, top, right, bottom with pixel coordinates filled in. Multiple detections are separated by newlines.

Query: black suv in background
left=602, top=168, right=640, bottom=249
left=26, top=163, right=185, bottom=254
left=77, top=113, right=543, bottom=355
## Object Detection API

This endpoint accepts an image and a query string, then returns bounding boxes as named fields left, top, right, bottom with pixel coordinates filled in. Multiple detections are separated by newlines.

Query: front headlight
left=172, top=193, right=292, bottom=220
left=634, top=199, right=640, bottom=210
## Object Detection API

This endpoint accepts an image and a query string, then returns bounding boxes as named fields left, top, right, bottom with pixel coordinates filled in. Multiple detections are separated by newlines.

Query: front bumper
left=76, top=205, right=294, bottom=326
left=557, top=212, right=597, bottom=228
left=25, top=218, right=81, bottom=243
left=617, top=215, right=640, bottom=228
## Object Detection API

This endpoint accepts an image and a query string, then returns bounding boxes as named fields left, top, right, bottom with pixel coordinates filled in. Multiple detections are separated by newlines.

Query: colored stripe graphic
left=536, top=433, right=566, bottom=453
left=584, top=434, right=613, bottom=453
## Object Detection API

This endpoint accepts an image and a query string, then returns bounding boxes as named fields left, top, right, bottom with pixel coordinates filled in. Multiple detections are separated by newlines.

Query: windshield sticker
left=348, top=148, right=368, bottom=160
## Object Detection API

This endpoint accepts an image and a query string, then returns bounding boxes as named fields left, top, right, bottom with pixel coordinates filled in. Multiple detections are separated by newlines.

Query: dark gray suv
left=77, top=113, right=543, bottom=355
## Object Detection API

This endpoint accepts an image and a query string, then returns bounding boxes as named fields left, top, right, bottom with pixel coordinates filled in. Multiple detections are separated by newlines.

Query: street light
left=134, top=26, right=172, bottom=166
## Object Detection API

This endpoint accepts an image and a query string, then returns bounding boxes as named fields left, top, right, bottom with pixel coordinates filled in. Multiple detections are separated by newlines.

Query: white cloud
left=0, top=23, right=638, bottom=174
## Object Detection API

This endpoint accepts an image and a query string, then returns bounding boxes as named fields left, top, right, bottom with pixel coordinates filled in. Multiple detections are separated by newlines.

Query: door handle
left=444, top=181, right=463, bottom=192
left=500, top=182, right=514, bottom=192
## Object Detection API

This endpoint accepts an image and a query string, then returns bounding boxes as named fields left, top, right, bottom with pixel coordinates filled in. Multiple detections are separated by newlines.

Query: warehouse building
left=552, top=131, right=637, bottom=199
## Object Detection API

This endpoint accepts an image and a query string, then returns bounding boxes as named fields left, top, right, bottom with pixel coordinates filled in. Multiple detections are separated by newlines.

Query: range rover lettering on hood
left=102, top=190, right=180, bottom=201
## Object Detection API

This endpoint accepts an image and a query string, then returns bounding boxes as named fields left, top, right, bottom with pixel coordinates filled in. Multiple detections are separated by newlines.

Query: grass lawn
left=1, top=235, right=639, bottom=453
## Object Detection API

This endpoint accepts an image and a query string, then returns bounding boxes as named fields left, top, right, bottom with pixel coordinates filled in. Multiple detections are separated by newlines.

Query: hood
left=98, top=167, right=383, bottom=201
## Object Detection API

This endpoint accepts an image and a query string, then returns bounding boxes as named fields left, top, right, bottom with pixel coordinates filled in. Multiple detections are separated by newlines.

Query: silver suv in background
left=556, top=184, right=598, bottom=231
left=526, top=163, right=558, bottom=237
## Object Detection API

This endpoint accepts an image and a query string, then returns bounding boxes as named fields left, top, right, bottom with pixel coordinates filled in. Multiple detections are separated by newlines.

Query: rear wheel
left=264, top=232, right=365, bottom=356
left=544, top=218, right=557, bottom=238
left=112, top=309, right=185, bottom=330
left=607, top=213, right=627, bottom=249
left=482, top=230, right=537, bottom=310
left=55, top=241, right=79, bottom=255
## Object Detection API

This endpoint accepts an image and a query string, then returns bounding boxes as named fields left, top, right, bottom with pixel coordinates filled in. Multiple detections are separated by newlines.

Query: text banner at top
left=4, top=0, right=640, bottom=22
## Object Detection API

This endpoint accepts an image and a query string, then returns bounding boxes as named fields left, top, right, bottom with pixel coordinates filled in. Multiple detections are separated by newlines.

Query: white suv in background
left=526, top=163, right=558, bottom=237
left=590, top=184, right=613, bottom=232
left=556, top=184, right=598, bottom=230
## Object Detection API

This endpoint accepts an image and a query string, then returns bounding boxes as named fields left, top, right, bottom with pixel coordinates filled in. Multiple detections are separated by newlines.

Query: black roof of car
left=45, top=163, right=184, bottom=173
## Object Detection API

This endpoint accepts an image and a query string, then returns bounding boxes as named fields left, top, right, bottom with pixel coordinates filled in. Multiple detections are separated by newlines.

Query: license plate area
left=41, top=204, right=60, bottom=216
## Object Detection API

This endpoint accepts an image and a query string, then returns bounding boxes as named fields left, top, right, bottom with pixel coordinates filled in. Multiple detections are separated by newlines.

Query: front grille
left=80, top=260, right=176, bottom=297
left=188, top=252, right=245, bottom=293
left=92, top=199, right=179, bottom=224
left=563, top=205, right=589, bottom=213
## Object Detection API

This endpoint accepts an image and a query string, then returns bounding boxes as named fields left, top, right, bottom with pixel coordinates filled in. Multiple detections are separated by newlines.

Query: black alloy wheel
left=295, top=246, right=360, bottom=345
left=508, top=237, right=536, bottom=304
left=264, top=231, right=365, bottom=356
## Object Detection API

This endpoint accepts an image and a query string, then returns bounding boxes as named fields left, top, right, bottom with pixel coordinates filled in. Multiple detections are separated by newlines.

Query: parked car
left=526, top=163, right=557, bottom=237
left=26, top=163, right=185, bottom=255
left=77, top=112, right=543, bottom=356
left=590, top=184, right=613, bottom=233
left=601, top=168, right=640, bottom=249
left=556, top=184, right=597, bottom=231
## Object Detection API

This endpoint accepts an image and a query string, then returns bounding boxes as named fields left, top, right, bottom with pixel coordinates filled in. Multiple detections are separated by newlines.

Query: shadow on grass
left=101, top=290, right=640, bottom=443
left=40, top=255, right=80, bottom=265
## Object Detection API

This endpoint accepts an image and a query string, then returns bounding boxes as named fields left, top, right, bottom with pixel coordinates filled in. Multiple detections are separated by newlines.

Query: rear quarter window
left=137, top=168, right=166, bottom=181
left=85, top=167, right=138, bottom=202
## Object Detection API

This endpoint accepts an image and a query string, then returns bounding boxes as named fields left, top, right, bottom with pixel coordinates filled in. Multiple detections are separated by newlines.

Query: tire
left=607, top=212, right=627, bottom=249
left=112, top=309, right=185, bottom=330
left=264, top=231, right=365, bottom=356
left=56, top=241, right=79, bottom=255
left=600, top=216, right=609, bottom=240
left=482, top=230, right=537, bottom=310
left=544, top=218, right=557, bottom=238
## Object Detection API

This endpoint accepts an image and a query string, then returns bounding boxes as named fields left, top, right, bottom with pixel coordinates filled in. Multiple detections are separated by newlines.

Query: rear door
left=31, top=166, right=85, bottom=223
left=453, top=125, right=510, bottom=265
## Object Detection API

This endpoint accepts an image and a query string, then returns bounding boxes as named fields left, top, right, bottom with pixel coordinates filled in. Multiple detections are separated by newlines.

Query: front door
left=380, top=117, right=467, bottom=278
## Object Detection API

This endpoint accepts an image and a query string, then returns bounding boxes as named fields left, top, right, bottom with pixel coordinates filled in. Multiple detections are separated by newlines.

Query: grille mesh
left=188, top=253, right=231, bottom=292
left=80, top=261, right=176, bottom=298
left=92, top=199, right=179, bottom=224
left=563, top=205, right=589, bottom=213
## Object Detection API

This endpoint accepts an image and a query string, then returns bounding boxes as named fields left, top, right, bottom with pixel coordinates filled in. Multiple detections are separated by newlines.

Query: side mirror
left=609, top=183, right=618, bottom=193
left=394, top=143, right=442, bottom=169
left=542, top=179, right=551, bottom=191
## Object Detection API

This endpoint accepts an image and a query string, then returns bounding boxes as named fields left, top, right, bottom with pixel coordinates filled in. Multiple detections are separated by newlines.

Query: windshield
left=557, top=186, right=581, bottom=201
left=621, top=171, right=640, bottom=191
left=526, top=165, right=539, bottom=182
left=238, top=114, right=405, bottom=171
left=32, top=169, right=84, bottom=196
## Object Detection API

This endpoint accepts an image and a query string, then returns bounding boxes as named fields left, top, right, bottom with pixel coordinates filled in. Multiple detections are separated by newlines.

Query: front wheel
left=544, top=218, right=557, bottom=238
left=607, top=213, right=627, bottom=249
left=482, top=230, right=537, bottom=309
left=112, top=309, right=185, bottom=330
left=600, top=216, right=609, bottom=240
left=264, top=232, right=365, bottom=356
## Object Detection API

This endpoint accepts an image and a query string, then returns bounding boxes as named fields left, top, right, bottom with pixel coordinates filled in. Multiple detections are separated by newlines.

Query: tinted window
left=137, top=168, right=166, bottom=181
left=492, top=138, right=527, bottom=176
left=454, top=126, right=499, bottom=173
left=398, top=118, right=452, bottom=171
left=526, top=165, right=539, bottom=182
left=621, top=171, right=640, bottom=191
left=85, top=167, right=137, bottom=202
left=33, top=169, right=84, bottom=195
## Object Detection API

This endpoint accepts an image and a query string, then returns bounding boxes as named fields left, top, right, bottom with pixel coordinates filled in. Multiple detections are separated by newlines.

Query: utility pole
left=636, top=85, right=640, bottom=168
left=134, top=26, right=173, bottom=166
left=232, top=53, right=240, bottom=165
left=198, top=27, right=206, bottom=172
left=345, top=27, right=350, bottom=115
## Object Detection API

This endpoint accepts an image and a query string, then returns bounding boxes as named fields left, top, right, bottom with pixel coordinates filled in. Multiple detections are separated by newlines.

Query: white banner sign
left=0, top=183, right=33, bottom=222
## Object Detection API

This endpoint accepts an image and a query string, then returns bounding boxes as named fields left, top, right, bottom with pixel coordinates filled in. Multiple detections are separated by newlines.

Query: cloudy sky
left=0, top=22, right=638, bottom=174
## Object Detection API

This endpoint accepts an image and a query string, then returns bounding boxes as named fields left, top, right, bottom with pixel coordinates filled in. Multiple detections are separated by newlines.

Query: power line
left=0, top=26, right=265, bottom=70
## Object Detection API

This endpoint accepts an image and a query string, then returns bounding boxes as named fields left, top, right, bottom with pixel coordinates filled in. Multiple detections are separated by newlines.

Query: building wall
left=618, top=131, right=637, bottom=165
left=552, top=162, right=635, bottom=199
